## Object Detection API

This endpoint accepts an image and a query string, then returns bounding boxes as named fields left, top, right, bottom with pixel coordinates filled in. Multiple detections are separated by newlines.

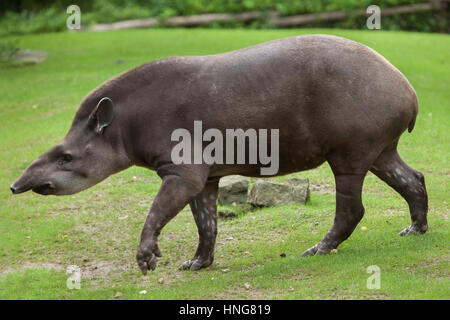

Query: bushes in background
left=0, top=39, right=20, bottom=64
left=0, top=0, right=447, bottom=36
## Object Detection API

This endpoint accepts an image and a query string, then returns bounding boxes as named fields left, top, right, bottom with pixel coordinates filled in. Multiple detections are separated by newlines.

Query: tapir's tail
left=408, top=92, right=419, bottom=133
left=408, top=116, right=416, bottom=133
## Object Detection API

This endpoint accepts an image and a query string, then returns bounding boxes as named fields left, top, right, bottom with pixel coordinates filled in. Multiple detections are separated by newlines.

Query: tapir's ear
left=90, top=97, right=114, bottom=134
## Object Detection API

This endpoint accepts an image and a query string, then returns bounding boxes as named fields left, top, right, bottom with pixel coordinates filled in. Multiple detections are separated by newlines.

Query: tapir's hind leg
left=303, top=148, right=374, bottom=256
left=370, top=147, right=428, bottom=235
left=302, top=172, right=367, bottom=256
left=180, top=179, right=219, bottom=271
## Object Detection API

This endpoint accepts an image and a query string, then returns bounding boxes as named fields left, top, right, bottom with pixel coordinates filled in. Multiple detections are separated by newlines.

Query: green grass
left=0, top=28, right=448, bottom=300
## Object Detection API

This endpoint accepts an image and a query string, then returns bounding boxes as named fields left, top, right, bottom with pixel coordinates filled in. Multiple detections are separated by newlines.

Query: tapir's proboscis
left=11, top=35, right=428, bottom=275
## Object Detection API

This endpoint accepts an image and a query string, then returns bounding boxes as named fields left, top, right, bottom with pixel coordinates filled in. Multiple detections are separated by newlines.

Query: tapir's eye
left=61, top=153, right=73, bottom=163
left=58, top=153, right=73, bottom=166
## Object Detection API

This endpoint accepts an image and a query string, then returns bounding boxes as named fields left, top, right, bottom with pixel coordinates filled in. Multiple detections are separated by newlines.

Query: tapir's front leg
left=136, top=170, right=207, bottom=275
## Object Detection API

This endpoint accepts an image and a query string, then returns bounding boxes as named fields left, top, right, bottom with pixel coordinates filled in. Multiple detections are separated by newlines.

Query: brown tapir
left=11, top=35, right=428, bottom=274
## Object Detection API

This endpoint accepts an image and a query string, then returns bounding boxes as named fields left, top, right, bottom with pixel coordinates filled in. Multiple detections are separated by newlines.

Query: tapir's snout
left=10, top=172, right=33, bottom=194
left=10, top=180, right=32, bottom=195
left=11, top=174, right=56, bottom=196
left=10, top=158, right=56, bottom=196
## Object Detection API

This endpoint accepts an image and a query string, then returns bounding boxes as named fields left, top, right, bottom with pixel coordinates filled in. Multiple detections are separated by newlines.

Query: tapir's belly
left=209, top=155, right=327, bottom=178
left=207, top=133, right=328, bottom=178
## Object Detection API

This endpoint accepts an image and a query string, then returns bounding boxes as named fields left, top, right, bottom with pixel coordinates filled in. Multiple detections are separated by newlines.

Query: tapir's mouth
left=32, top=183, right=55, bottom=195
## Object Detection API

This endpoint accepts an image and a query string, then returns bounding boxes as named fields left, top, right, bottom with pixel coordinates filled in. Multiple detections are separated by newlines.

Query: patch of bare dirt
left=79, top=259, right=133, bottom=281
left=310, top=183, right=334, bottom=194
left=0, top=259, right=134, bottom=283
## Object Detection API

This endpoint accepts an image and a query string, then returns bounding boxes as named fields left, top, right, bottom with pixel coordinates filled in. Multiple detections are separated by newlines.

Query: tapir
left=11, top=35, right=428, bottom=274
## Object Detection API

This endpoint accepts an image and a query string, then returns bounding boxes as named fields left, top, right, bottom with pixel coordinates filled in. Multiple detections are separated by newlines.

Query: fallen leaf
left=114, top=292, right=122, bottom=298
left=158, top=278, right=164, bottom=284
left=330, top=249, right=338, bottom=254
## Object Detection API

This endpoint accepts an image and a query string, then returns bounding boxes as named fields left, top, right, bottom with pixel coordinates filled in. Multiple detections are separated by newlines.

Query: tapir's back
left=178, top=35, right=417, bottom=149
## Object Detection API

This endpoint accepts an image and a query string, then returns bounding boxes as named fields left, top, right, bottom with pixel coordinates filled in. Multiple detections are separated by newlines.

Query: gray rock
left=287, top=178, right=310, bottom=204
left=247, top=178, right=309, bottom=207
left=218, top=175, right=249, bottom=205
left=12, top=50, right=48, bottom=64
left=247, top=180, right=291, bottom=207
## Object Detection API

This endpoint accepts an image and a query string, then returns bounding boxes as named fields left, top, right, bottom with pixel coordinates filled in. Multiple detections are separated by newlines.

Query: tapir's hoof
left=136, top=245, right=162, bottom=275
left=179, top=259, right=212, bottom=271
left=302, top=245, right=318, bottom=256
left=137, top=253, right=157, bottom=275
left=302, top=244, right=334, bottom=256
left=399, top=224, right=427, bottom=236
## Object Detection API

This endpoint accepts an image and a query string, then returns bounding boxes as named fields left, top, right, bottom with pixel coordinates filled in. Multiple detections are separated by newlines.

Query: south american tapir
left=11, top=35, right=428, bottom=274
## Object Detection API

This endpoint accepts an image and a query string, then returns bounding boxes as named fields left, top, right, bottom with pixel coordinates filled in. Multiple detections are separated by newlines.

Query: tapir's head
left=11, top=97, right=131, bottom=196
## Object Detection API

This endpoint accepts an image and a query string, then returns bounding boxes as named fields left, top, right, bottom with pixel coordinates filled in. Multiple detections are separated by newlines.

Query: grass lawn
left=0, top=28, right=448, bottom=300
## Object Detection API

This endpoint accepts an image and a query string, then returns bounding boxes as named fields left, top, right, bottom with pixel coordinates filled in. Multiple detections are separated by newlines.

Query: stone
left=247, top=178, right=310, bottom=207
left=287, top=178, right=310, bottom=204
left=11, top=50, right=48, bottom=64
left=247, top=180, right=291, bottom=207
left=218, top=175, right=249, bottom=205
